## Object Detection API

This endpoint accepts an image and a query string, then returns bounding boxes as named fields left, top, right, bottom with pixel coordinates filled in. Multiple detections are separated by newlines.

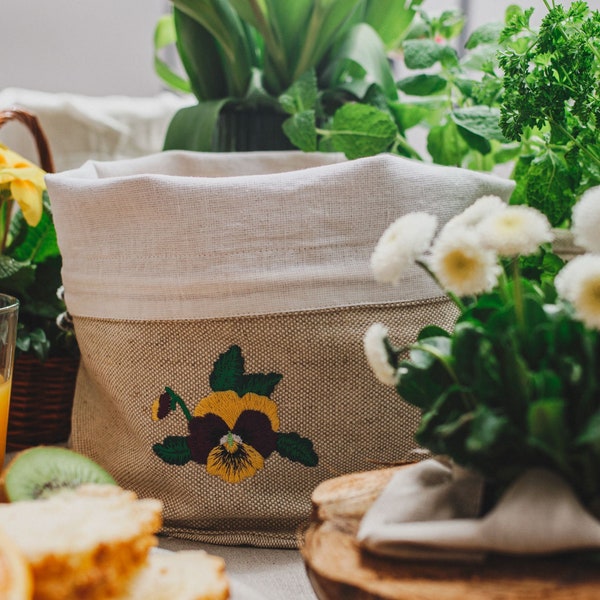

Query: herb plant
left=499, top=1, right=600, bottom=227
left=155, top=0, right=423, bottom=152
left=365, top=189, right=600, bottom=507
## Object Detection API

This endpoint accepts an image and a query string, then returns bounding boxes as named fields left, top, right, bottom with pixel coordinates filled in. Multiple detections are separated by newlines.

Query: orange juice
left=0, top=377, right=11, bottom=467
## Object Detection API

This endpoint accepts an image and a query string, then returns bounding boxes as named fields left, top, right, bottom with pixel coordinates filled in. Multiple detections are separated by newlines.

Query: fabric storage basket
left=46, top=151, right=514, bottom=548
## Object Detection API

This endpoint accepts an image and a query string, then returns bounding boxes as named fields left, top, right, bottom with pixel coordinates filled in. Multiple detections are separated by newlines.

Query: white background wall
left=1, top=0, right=599, bottom=97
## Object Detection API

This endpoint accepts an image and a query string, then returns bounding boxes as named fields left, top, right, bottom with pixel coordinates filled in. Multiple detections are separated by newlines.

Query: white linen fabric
left=358, top=459, right=600, bottom=561
left=46, top=151, right=514, bottom=321
left=0, top=87, right=192, bottom=171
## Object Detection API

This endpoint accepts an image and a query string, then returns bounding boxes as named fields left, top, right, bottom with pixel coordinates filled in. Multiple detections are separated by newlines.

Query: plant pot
left=8, top=354, right=79, bottom=451
left=214, top=106, right=296, bottom=152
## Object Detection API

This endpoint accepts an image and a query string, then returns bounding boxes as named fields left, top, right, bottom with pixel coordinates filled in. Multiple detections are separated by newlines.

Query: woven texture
left=46, top=151, right=516, bottom=547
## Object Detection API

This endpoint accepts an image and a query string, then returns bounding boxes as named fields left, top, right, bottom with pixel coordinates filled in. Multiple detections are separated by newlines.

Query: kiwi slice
left=1, top=446, right=117, bottom=501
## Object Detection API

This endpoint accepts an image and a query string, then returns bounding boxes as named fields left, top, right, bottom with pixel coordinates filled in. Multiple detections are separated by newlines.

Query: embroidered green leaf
left=153, top=436, right=192, bottom=465
left=238, top=372, right=283, bottom=398
left=276, top=432, right=318, bottom=467
left=210, top=345, right=245, bottom=392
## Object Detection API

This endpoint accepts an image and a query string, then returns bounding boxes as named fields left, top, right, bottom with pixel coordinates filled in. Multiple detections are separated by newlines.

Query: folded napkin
left=357, top=458, right=600, bottom=562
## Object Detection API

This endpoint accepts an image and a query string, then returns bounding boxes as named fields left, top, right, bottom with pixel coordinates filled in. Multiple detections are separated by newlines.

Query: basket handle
left=0, top=108, right=55, bottom=174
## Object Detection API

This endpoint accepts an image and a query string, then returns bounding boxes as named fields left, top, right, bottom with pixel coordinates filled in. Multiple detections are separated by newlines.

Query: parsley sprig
left=498, top=1, right=600, bottom=226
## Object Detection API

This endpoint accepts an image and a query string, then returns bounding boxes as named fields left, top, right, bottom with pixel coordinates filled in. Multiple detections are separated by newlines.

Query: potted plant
left=0, top=109, right=78, bottom=450
left=154, top=0, right=423, bottom=152
left=364, top=189, right=600, bottom=514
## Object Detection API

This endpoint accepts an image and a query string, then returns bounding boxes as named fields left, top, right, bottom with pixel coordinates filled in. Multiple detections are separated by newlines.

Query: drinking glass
left=0, top=295, right=19, bottom=467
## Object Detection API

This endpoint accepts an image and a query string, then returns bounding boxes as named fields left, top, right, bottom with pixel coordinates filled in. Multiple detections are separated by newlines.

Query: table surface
left=301, top=466, right=600, bottom=600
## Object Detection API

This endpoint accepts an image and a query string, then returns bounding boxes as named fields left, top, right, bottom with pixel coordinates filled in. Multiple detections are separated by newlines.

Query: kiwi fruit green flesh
left=1, top=446, right=117, bottom=501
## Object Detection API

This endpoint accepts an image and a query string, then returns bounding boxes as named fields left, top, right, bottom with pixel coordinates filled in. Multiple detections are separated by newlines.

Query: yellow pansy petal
left=194, top=390, right=280, bottom=431
left=206, top=442, right=264, bottom=483
left=11, top=180, right=43, bottom=227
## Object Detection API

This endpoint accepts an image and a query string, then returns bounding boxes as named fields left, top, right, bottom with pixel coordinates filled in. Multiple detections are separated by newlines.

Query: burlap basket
left=46, top=151, right=514, bottom=548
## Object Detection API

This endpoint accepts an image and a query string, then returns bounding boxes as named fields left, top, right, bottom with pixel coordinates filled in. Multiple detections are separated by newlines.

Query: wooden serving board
left=301, top=466, right=600, bottom=600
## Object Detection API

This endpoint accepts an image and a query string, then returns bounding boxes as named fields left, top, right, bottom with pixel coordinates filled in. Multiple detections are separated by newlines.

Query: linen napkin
left=357, top=458, right=600, bottom=562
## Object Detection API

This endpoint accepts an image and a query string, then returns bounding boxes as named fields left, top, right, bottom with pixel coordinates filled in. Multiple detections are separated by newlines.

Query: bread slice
left=121, top=550, right=229, bottom=600
left=0, top=484, right=162, bottom=600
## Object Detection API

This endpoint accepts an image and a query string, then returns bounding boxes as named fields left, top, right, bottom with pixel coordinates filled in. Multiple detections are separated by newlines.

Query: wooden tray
left=301, top=466, right=600, bottom=599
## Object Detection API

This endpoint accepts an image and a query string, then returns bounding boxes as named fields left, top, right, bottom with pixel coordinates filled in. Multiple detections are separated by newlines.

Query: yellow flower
left=189, top=390, right=280, bottom=483
left=0, top=144, right=45, bottom=227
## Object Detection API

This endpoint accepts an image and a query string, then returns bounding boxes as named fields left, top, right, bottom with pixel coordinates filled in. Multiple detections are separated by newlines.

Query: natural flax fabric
left=46, top=151, right=515, bottom=548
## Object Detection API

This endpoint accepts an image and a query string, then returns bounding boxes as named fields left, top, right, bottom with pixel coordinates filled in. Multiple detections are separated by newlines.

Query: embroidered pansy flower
left=152, top=346, right=318, bottom=484
left=188, top=390, right=280, bottom=483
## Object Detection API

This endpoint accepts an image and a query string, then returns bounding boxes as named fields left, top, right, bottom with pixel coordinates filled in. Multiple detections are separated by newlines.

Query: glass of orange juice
left=0, top=295, right=18, bottom=468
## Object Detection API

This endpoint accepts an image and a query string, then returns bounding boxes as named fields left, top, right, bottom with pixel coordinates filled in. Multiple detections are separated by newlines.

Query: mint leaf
left=465, top=22, right=504, bottom=49
left=330, top=104, right=397, bottom=159
left=278, top=69, right=318, bottom=115
left=451, top=107, right=506, bottom=142
left=402, top=39, right=444, bottom=69
left=427, top=121, right=468, bottom=166
left=397, top=74, right=447, bottom=96
left=209, top=345, right=245, bottom=392
left=282, top=111, right=317, bottom=152
left=153, top=436, right=192, bottom=465
left=277, top=432, right=318, bottom=467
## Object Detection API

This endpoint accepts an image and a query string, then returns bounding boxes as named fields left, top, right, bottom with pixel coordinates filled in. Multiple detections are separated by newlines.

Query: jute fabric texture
left=46, top=151, right=515, bottom=547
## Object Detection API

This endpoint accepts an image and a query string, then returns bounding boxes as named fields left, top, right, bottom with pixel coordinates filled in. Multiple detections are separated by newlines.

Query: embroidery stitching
left=151, top=345, right=318, bottom=483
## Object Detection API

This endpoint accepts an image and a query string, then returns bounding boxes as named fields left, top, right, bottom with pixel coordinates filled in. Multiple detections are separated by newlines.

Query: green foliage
left=498, top=1, right=600, bottom=225
left=209, top=345, right=282, bottom=398
left=158, top=0, right=420, bottom=152
left=0, top=192, right=75, bottom=361
left=153, top=436, right=192, bottom=465
left=276, top=432, right=319, bottom=466
left=393, top=274, right=600, bottom=504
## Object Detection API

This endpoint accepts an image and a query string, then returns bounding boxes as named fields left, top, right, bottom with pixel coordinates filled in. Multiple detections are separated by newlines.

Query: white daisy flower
left=428, top=229, right=501, bottom=296
left=571, top=186, right=600, bottom=253
left=478, top=205, right=553, bottom=257
left=371, top=212, right=438, bottom=284
left=442, top=195, right=507, bottom=236
left=363, top=323, right=397, bottom=387
left=555, top=254, right=600, bottom=330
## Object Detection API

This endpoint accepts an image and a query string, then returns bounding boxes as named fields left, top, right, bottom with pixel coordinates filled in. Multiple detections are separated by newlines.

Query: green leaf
left=523, top=150, right=576, bottom=227
left=417, top=325, right=450, bottom=341
left=327, top=23, right=398, bottom=101
left=527, top=398, right=567, bottom=458
left=153, top=13, right=192, bottom=94
left=7, top=203, right=60, bottom=264
left=402, top=39, right=444, bottom=69
left=466, top=405, right=511, bottom=454
left=361, top=0, right=420, bottom=49
left=276, top=432, right=318, bottom=466
left=153, top=436, right=192, bottom=466
left=279, top=69, right=318, bottom=114
left=173, top=8, right=228, bottom=100
left=238, top=372, right=283, bottom=398
left=163, top=100, right=230, bottom=152
left=451, top=107, right=507, bottom=142
left=330, top=103, right=397, bottom=159
left=427, top=120, right=468, bottom=166
left=465, top=22, right=504, bottom=49
left=282, top=111, right=317, bottom=152
left=397, top=74, right=447, bottom=96
left=576, top=411, right=600, bottom=452
left=210, top=345, right=245, bottom=392
left=0, top=256, right=36, bottom=297
left=172, top=0, right=254, bottom=97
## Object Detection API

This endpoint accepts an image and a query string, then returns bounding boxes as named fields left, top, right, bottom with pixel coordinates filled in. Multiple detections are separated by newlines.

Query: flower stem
left=165, top=387, right=193, bottom=422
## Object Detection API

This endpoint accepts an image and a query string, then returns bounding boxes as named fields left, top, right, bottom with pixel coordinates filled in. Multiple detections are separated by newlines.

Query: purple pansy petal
left=233, top=410, right=278, bottom=459
left=188, top=413, right=228, bottom=464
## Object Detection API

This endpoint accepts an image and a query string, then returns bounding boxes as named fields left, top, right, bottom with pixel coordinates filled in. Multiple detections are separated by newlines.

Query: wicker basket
left=0, top=108, right=78, bottom=450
